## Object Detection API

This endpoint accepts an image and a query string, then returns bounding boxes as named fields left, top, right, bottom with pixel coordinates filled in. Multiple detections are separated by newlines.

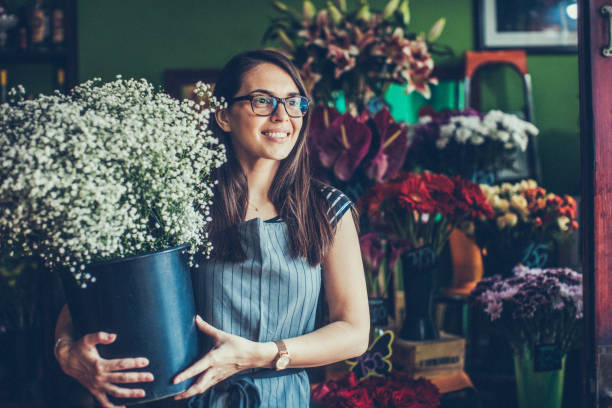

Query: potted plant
left=406, top=109, right=539, bottom=185
left=358, top=172, right=494, bottom=340
left=469, top=180, right=579, bottom=277
left=469, top=265, right=583, bottom=408
left=0, top=77, right=226, bottom=404
left=263, top=0, right=446, bottom=113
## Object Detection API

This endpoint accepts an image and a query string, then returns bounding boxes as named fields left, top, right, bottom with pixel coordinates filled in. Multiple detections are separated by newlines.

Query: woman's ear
left=215, top=109, right=232, bottom=133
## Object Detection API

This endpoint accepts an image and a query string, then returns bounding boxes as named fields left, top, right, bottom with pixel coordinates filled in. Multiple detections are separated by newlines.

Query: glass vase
left=513, top=347, right=566, bottom=408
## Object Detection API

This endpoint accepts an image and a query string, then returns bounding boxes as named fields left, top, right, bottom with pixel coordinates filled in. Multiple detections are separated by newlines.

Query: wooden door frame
left=579, top=0, right=612, bottom=406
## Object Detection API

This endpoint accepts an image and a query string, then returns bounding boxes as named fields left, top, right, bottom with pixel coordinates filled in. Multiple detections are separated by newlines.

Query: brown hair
left=208, top=49, right=338, bottom=266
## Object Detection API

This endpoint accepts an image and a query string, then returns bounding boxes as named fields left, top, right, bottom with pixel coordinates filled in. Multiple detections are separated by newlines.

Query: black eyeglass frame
left=229, top=93, right=311, bottom=118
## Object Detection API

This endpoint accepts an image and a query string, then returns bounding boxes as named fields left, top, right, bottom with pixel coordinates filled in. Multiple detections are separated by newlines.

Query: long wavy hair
left=207, top=49, right=338, bottom=266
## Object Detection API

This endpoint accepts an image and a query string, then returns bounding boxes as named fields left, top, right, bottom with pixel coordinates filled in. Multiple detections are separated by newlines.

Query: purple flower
left=317, top=113, right=372, bottom=181
left=359, top=233, right=385, bottom=272
left=387, top=237, right=412, bottom=269
left=485, top=300, right=503, bottom=321
left=365, top=108, right=409, bottom=182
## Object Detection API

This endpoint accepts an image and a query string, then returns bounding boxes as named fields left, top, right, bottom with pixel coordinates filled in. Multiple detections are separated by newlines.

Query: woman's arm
left=55, top=304, right=154, bottom=408
left=272, top=209, right=370, bottom=366
left=173, top=210, right=370, bottom=399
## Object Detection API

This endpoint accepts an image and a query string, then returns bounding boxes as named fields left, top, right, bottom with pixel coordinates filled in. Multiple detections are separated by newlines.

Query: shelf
left=0, top=50, right=69, bottom=64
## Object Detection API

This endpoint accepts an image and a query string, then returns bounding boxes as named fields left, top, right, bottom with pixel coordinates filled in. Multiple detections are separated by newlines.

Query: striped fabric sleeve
left=321, top=186, right=353, bottom=226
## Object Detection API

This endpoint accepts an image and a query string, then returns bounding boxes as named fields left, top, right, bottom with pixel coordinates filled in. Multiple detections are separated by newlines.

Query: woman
left=54, top=49, right=369, bottom=408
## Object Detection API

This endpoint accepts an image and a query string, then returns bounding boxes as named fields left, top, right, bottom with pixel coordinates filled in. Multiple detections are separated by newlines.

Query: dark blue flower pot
left=399, top=246, right=440, bottom=341
left=60, top=244, right=200, bottom=406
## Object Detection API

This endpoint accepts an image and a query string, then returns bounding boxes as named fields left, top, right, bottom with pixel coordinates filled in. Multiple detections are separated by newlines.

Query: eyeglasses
left=229, top=93, right=311, bottom=118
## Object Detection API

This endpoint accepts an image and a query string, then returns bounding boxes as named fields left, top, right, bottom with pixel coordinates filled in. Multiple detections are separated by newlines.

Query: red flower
left=397, top=174, right=435, bottom=213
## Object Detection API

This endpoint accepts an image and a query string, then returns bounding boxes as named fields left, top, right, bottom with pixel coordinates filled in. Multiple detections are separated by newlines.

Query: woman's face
left=217, top=63, right=304, bottom=168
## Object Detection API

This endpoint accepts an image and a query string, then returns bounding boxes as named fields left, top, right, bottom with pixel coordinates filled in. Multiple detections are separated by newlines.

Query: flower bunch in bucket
left=406, top=109, right=539, bottom=183
left=467, top=180, right=579, bottom=275
left=358, top=171, right=494, bottom=255
left=264, top=0, right=446, bottom=110
left=0, top=77, right=226, bottom=286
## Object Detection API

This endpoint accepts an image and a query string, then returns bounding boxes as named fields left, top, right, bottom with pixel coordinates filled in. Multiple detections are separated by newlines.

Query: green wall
left=78, top=0, right=580, bottom=194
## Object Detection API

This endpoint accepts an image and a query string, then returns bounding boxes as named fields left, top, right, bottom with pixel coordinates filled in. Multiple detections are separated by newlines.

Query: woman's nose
left=270, top=101, right=289, bottom=121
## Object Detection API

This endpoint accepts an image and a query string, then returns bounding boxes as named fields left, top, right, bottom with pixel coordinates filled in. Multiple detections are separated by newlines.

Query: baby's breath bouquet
left=0, top=77, right=226, bottom=287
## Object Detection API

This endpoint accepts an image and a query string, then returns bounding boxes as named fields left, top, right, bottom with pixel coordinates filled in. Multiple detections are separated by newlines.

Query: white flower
left=0, top=78, right=227, bottom=284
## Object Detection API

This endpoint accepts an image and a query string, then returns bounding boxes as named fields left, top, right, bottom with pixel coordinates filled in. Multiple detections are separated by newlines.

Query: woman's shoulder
left=316, top=183, right=354, bottom=225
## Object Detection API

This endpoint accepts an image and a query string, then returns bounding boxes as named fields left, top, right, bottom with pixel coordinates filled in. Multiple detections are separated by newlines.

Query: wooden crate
left=392, top=332, right=466, bottom=379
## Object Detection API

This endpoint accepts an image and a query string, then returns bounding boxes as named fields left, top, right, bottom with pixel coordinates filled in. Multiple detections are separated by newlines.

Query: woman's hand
left=172, top=315, right=274, bottom=400
left=56, top=331, right=154, bottom=408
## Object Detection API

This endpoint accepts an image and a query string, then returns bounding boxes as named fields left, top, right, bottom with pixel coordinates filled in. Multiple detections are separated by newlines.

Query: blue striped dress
left=191, top=186, right=352, bottom=408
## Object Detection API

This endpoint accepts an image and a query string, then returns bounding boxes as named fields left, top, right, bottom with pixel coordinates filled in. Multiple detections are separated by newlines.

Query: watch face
left=276, top=354, right=291, bottom=370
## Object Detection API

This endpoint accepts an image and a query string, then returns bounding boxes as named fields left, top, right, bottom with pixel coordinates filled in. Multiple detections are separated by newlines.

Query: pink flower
left=326, top=44, right=357, bottom=78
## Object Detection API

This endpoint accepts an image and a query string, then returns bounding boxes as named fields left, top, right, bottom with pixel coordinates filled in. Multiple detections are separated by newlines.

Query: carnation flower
left=469, top=265, right=582, bottom=353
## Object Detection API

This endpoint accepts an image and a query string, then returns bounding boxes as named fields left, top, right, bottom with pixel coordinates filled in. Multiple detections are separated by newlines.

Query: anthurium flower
left=366, top=108, right=409, bottom=182
left=388, top=237, right=412, bottom=269
left=359, top=233, right=386, bottom=272
left=317, top=113, right=372, bottom=181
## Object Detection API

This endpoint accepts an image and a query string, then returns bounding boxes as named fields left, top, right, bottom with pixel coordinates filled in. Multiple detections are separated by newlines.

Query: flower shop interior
left=2, top=0, right=609, bottom=407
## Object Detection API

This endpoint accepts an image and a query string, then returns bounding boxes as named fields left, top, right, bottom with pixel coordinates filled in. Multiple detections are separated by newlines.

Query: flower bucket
left=60, top=244, right=200, bottom=406
left=399, top=246, right=440, bottom=341
left=514, top=347, right=566, bottom=408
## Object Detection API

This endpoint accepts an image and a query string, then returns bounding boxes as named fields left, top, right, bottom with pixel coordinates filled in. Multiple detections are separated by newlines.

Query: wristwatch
left=272, top=340, right=291, bottom=370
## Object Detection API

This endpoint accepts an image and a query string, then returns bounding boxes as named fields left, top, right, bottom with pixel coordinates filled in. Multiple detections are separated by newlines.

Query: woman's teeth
left=263, top=131, right=289, bottom=138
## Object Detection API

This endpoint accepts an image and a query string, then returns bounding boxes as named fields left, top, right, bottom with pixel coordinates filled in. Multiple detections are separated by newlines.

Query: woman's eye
left=254, top=96, right=271, bottom=105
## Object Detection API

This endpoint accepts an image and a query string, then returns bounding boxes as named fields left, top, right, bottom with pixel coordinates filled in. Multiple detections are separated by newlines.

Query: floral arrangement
left=0, top=77, right=226, bottom=286
left=406, top=109, right=539, bottom=182
left=358, top=171, right=494, bottom=256
left=264, top=0, right=445, bottom=110
left=309, top=105, right=410, bottom=199
left=469, top=265, right=582, bottom=353
left=311, top=371, right=441, bottom=408
left=469, top=180, right=579, bottom=273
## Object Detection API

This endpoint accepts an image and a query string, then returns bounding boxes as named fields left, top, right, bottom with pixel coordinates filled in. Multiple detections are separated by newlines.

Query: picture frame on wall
left=475, top=0, right=578, bottom=53
left=163, top=69, right=220, bottom=100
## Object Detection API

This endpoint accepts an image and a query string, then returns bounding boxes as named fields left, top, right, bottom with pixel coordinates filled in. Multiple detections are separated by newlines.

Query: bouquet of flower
left=358, top=171, right=494, bottom=255
left=469, top=180, right=578, bottom=274
left=469, top=265, right=582, bottom=354
left=0, top=77, right=226, bottom=286
left=311, top=371, right=441, bottom=408
left=264, top=0, right=445, bottom=110
left=309, top=104, right=410, bottom=200
left=406, top=109, right=539, bottom=183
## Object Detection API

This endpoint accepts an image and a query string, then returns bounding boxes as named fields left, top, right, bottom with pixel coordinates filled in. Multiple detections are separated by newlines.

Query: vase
left=60, top=244, right=200, bottom=406
left=513, top=347, right=566, bottom=408
left=368, top=297, right=389, bottom=342
left=483, top=240, right=555, bottom=278
left=399, top=246, right=440, bottom=341
left=446, top=229, right=484, bottom=296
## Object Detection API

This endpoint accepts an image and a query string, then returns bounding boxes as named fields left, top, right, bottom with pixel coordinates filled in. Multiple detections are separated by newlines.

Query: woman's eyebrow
left=249, top=89, right=301, bottom=97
